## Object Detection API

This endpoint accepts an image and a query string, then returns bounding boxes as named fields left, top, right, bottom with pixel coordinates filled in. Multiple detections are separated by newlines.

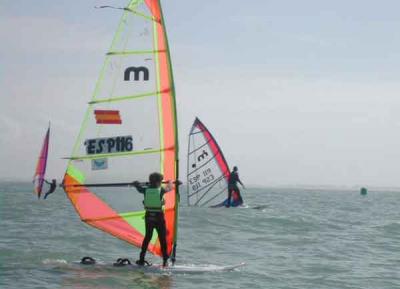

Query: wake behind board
left=240, top=204, right=269, bottom=210
left=251, top=205, right=268, bottom=210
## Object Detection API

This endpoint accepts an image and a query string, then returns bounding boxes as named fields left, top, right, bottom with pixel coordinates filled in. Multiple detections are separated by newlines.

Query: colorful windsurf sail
left=63, top=0, right=179, bottom=261
left=187, top=118, right=243, bottom=207
left=33, top=125, right=50, bottom=198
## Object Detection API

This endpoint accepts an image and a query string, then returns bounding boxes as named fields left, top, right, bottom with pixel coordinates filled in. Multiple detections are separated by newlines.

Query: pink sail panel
left=33, top=126, right=50, bottom=198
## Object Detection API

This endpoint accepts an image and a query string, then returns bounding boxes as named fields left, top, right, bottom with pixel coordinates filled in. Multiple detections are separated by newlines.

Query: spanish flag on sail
left=94, top=110, right=122, bottom=124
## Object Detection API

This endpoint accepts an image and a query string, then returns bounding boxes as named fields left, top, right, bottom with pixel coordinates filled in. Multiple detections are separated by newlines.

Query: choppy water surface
left=1, top=182, right=400, bottom=289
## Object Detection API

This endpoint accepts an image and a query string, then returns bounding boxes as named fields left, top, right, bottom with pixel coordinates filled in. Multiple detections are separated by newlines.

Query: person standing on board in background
left=226, top=166, right=245, bottom=208
left=132, top=173, right=180, bottom=267
left=43, top=179, right=57, bottom=199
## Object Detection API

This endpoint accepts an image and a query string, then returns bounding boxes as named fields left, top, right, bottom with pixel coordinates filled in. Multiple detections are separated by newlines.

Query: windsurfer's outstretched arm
left=132, top=181, right=146, bottom=194
left=238, top=177, right=245, bottom=189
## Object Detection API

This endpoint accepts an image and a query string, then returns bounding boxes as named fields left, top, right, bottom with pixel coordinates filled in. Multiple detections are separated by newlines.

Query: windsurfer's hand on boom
left=165, top=181, right=173, bottom=192
left=165, top=180, right=182, bottom=190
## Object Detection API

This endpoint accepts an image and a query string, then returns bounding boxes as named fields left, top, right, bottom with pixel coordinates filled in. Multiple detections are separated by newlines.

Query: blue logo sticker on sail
left=91, top=158, right=108, bottom=170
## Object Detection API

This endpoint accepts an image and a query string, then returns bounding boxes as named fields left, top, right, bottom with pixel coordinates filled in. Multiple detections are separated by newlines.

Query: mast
left=157, top=0, right=179, bottom=264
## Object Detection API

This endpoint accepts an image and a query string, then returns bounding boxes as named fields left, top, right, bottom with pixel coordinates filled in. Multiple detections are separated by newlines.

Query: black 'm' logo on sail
left=192, top=150, right=209, bottom=168
left=197, top=150, right=209, bottom=162
left=124, top=66, right=149, bottom=81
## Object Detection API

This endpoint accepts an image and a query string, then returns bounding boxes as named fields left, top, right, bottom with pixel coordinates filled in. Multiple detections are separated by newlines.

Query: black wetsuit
left=227, top=171, right=243, bottom=206
left=133, top=184, right=169, bottom=263
left=44, top=180, right=57, bottom=199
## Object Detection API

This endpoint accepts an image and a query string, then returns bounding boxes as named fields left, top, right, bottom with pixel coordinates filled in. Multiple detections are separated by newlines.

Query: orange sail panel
left=63, top=0, right=179, bottom=259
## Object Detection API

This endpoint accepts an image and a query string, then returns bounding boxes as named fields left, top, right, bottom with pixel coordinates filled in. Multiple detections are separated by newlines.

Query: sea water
left=1, top=182, right=399, bottom=289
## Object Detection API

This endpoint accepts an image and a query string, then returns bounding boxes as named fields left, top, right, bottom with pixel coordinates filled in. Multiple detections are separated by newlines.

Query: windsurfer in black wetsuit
left=44, top=179, right=57, bottom=199
left=226, top=166, right=245, bottom=207
left=132, top=173, right=177, bottom=267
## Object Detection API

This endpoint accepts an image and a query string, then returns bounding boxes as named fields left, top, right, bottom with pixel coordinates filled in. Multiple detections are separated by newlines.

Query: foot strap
left=113, top=258, right=132, bottom=266
left=135, top=259, right=152, bottom=266
left=80, top=256, right=96, bottom=265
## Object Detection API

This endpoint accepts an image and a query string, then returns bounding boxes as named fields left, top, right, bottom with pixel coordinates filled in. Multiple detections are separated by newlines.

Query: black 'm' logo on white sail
left=124, top=66, right=149, bottom=81
left=191, top=150, right=209, bottom=168
left=197, top=150, right=209, bottom=162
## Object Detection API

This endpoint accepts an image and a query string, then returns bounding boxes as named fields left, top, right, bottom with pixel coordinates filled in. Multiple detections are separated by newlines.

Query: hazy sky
left=1, top=0, right=400, bottom=187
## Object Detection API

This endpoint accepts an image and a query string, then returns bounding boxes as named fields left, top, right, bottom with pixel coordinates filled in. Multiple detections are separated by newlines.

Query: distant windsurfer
left=43, top=179, right=57, bottom=199
left=132, top=173, right=179, bottom=267
left=226, top=166, right=245, bottom=207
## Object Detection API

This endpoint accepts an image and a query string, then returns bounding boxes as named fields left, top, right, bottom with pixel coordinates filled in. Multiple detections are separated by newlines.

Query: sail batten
left=107, top=49, right=166, bottom=55
left=64, top=0, right=179, bottom=259
left=68, top=146, right=174, bottom=160
left=124, top=8, right=160, bottom=22
left=89, top=88, right=171, bottom=104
